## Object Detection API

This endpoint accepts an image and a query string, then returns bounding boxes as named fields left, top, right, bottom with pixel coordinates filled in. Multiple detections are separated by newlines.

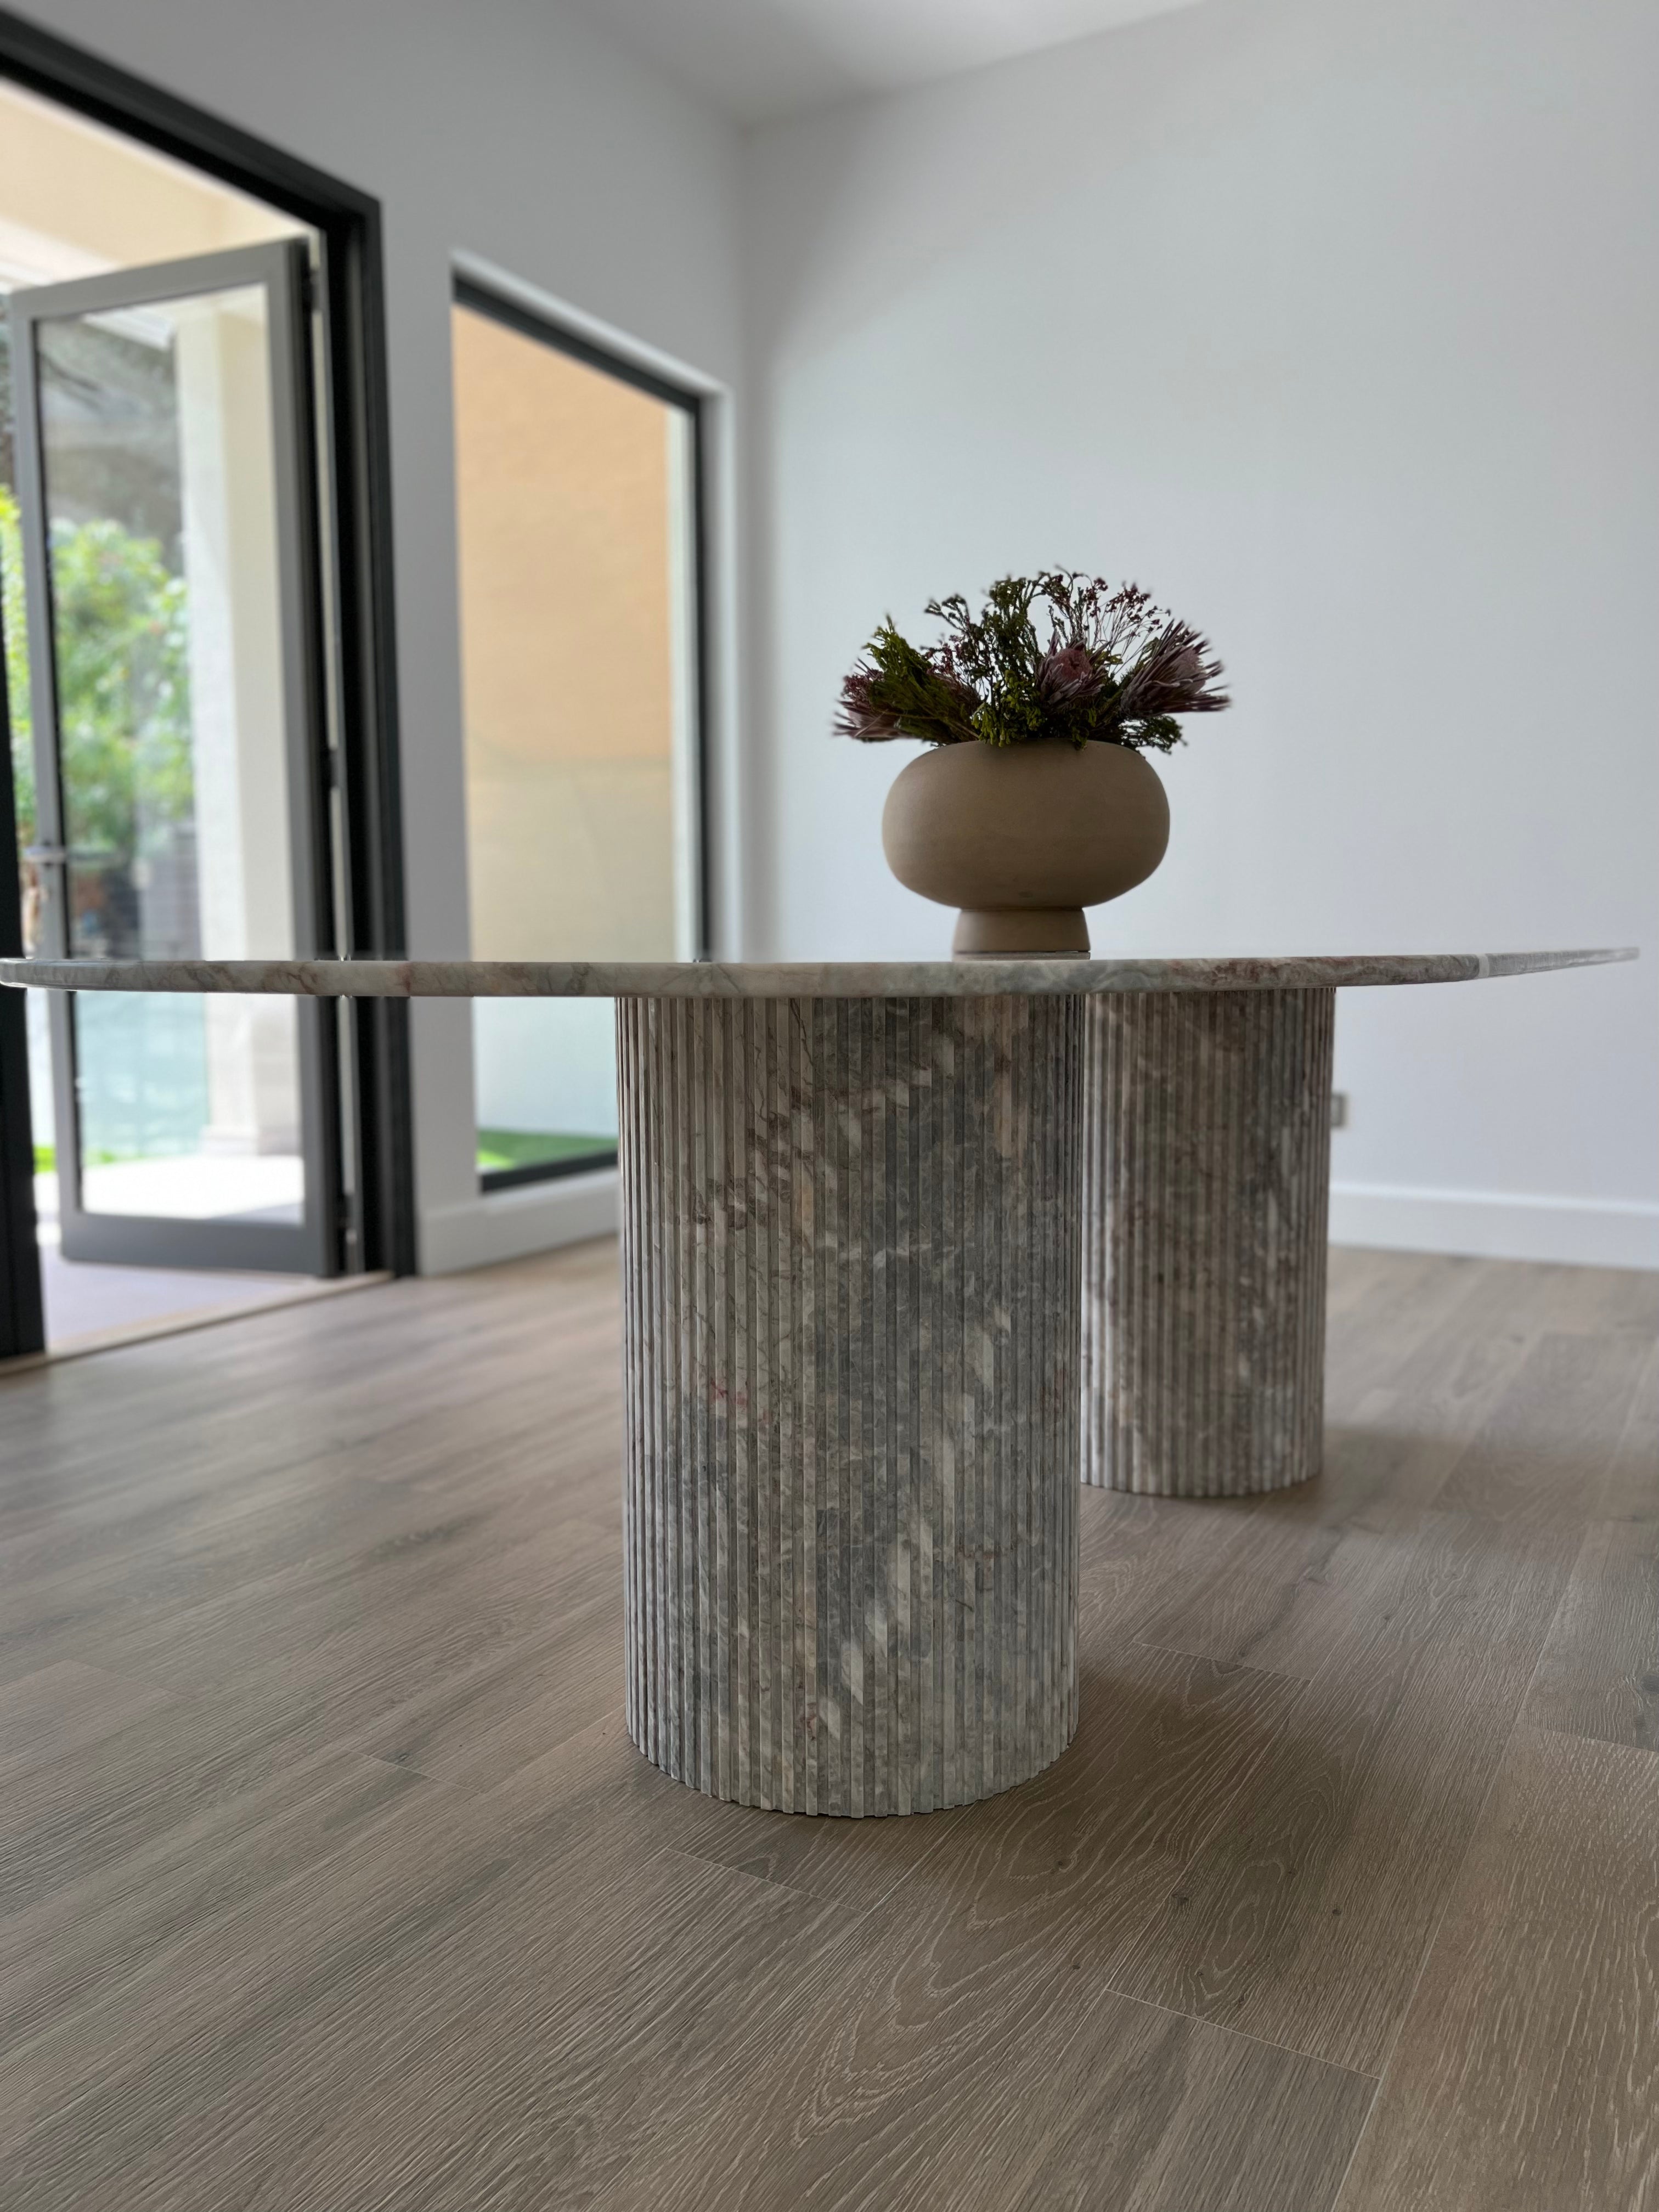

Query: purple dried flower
left=1035, top=644, right=1103, bottom=708
left=834, top=668, right=907, bottom=742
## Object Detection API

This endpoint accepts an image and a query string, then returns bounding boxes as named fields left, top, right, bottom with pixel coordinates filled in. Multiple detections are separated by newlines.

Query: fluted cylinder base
left=618, top=995, right=1081, bottom=1816
left=1082, top=989, right=1334, bottom=1497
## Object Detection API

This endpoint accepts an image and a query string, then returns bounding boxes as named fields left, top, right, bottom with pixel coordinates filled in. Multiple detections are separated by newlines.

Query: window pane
left=31, top=284, right=305, bottom=1221
left=73, top=991, right=302, bottom=1222
left=473, top=998, right=617, bottom=1171
left=451, top=300, right=699, bottom=1182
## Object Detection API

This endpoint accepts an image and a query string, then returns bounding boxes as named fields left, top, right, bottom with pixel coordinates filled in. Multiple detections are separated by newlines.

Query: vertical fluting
left=617, top=994, right=1082, bottom=1816
left=1081, top=988, right=1335, bottom=1498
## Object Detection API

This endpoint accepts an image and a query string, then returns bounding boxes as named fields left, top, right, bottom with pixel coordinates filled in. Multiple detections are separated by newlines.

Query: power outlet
left=1331, top=1091, right=1350, bottom=1131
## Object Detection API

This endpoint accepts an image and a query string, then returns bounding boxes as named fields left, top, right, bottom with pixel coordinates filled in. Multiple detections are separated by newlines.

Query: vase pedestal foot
left=1082, top=988, right=1335, bottom=1498
left=952, top=907, right=1090, bottom=956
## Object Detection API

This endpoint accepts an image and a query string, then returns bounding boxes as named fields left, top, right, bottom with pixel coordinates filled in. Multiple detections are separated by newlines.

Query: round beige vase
left=881, top=737, right=1170, bottom=956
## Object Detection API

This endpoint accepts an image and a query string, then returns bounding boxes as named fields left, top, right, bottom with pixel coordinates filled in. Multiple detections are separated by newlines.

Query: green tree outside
left=3, top=483, right=197, bottom=1171
left=1, top=482, right=32, bottom=849
left=1, top=481, right=194, bottom=868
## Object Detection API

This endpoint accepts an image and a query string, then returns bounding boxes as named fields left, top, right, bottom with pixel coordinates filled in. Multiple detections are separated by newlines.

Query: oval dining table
left=1, top=945, right=1634, bottom=1818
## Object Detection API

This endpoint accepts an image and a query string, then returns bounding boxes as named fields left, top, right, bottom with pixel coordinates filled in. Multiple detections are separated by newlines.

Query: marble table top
left=0, top=949, right=1635, bottom=999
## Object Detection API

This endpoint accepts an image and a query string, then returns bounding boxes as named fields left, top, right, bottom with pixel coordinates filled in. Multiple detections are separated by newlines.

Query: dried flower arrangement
left=837, top=571, right=1229, bottom=754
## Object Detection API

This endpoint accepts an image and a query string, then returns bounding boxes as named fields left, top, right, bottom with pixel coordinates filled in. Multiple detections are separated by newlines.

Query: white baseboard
left=1330, top=1181, right=1659, bottom=1271
left=418, top=1168, right=618, bottom=1276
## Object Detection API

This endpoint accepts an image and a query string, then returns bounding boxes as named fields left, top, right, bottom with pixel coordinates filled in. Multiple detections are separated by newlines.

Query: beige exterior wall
left=452, top=304, right=681, bottom=962
left=0, top=79, right=298, bottom=285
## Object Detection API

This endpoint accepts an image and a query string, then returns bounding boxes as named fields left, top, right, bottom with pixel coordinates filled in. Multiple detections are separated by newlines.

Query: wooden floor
left=1, top=1240, right=1656, bottom=2211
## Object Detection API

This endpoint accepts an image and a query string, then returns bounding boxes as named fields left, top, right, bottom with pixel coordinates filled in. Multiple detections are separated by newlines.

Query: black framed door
left=0, top=6, right=411, bottom=1359
left=9, top=240, right=337, bottom=1272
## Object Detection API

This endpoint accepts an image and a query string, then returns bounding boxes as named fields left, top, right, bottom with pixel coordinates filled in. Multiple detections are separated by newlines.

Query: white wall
left=18, top=0, right=747, bottom=1269
left=741, top=0, right=1659, bottom=1268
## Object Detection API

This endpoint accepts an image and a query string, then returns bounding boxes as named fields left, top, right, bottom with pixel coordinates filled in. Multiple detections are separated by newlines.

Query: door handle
left=22, top=845, right=68, bottom=864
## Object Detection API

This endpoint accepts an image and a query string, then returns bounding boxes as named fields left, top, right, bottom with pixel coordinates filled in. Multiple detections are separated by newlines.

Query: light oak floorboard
left=1335, top=1726, right=1659, bottom=2212
left=1599, top=1336, right=1659, bottom=1523
left=1523, top=1341, right=1659, bottom=1752
left=1108, top=1319, right=1651, bottom=2074
left=586, top=1645, right=1319, bottom=2211
left=0, top=1242, right=1655, bottom=2209
left=1099, top=1260, right=1584, bottom=1688
left=1525, top=1515, right=1659, bottom=1753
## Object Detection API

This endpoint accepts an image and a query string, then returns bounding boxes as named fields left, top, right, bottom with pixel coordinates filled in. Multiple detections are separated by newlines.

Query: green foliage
left=837, top=568, right=1229, bottom=753
left=49, top=508, right=194, bottom=861
left=1, top=482, right=194, bottom=868
left=839, top=618, right=979, bottom=747
left=1, top=484, right=32, bottom=846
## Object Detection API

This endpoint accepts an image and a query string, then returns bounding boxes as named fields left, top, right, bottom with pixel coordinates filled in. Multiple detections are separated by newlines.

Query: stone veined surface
left=0, top=947, right=1634, bottom=999
left=1082, top=988, right=1335, bottom=1497
left=617, top=993, right=1082, bottom=1815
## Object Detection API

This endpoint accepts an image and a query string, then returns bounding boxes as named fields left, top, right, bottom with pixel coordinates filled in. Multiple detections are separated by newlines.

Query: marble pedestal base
left=617, top=995, right=1081, bottom=1816
left=1082, top=989, right=1335, bottom=1497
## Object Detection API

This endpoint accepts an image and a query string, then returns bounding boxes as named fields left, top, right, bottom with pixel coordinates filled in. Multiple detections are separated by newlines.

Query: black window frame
left=452, top=275, right=711, bottom=1197
left=0, top=7, right=414, bottom=1357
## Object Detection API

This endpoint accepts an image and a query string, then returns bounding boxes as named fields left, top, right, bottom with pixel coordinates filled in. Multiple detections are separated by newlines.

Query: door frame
left=0, top=586, right=43, bottom=1358
left=0, top=8, right=413, bottom=1353
left=11, top=240, right=338, bottom=1273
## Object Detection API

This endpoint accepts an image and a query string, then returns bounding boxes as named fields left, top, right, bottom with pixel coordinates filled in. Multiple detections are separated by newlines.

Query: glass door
left=9, top=241, right=337, bottom=1273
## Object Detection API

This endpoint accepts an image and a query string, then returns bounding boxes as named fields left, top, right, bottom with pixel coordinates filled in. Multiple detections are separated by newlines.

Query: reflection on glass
left=74, top=993, right=302, bottom=1221
left=32, top=285, right=303, bottom=1220
left=450, top=302, right=699, bottom=1182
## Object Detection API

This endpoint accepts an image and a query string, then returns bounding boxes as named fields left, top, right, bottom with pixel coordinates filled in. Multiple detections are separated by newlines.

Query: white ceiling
left=572, top=0, right=1205, bottom=125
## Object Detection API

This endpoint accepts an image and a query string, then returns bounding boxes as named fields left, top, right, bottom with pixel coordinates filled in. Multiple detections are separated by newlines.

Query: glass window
left=450, top=289, right=703, bottom=1187
left=22, top=276, right=307, bottom=1225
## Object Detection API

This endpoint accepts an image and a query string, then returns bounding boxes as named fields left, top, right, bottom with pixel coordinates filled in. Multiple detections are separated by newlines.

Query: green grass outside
left=476, top=1127, right=614, bottom=1176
